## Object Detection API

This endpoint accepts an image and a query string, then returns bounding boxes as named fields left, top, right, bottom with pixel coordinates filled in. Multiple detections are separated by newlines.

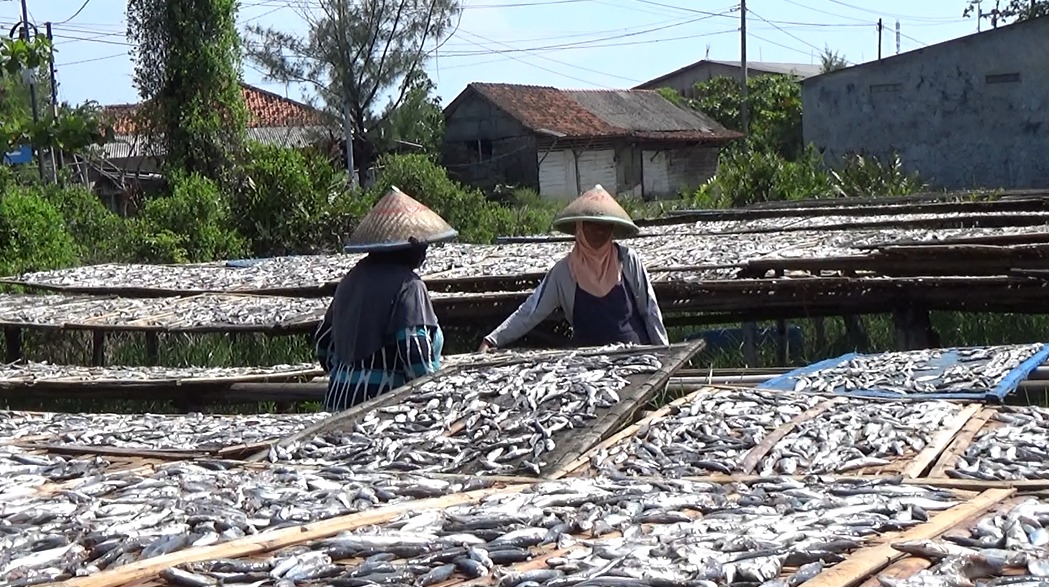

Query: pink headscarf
left=566, top=222, right=621, bottom=298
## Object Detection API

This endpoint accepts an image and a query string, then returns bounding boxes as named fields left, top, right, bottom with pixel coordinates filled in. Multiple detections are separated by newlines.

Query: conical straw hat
left=344, top=186, right=458, bottom=254
left=551, top=184, right=639, bottom=239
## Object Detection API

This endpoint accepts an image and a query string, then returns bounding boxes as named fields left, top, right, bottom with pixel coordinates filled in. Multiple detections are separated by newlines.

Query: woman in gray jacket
left=479, top=185, right=668, bottom=351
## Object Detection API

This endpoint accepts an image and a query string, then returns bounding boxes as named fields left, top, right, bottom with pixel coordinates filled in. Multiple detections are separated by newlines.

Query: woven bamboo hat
left=551, top=184, right=639, bottom=239
left=344, top=186, right=458, bottom=254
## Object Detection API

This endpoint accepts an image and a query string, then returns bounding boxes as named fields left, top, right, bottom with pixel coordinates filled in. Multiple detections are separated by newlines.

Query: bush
left=236, top=143, right=356, bottom=256
left=35, top=182, right=126, bottom=263
left=128, top=171, right=246, bottom=263
left=0, top=188, right=79, bottom=277
left=371, top=153, right=507, bottom=243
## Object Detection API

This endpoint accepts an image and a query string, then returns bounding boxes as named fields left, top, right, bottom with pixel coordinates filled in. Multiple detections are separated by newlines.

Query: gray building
left=441, top=82, right=741, bottom=200
left=802, top=16, right=1049, bottom=191
left=636, top=60, right=823, bottom=98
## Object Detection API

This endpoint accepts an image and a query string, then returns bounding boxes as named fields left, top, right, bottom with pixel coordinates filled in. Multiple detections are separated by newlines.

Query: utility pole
left=895, top=20, right=901, bottom=54
left=45, top=22, right=64, bottom=180
left=877, top=18, right=883, bottom=60
left=740, top=0, right=748, bottom=136
left=339, top=2, right=357, bottom=188
left=19, top=0, right=45, bottom=182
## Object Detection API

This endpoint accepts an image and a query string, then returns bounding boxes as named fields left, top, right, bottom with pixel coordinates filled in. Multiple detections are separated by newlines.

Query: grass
left=3, top=311, right=1049, bottom=414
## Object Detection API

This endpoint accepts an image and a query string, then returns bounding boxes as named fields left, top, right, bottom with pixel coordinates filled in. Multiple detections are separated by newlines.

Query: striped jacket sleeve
left=395, top=326, right=440, bottom=380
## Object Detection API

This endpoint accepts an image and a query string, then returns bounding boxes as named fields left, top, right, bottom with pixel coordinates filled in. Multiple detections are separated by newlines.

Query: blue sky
left=0, top=0, right=985, bottom=109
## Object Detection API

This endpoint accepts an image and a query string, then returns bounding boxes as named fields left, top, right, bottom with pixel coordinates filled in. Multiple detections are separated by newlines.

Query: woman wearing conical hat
left=479, top=185, right=668, bottom=352
left=314, top=187, right=457, bottom=412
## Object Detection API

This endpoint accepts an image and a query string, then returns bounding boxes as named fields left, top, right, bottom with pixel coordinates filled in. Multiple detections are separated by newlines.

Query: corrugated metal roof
left=454, top=83, right=741, bottom=142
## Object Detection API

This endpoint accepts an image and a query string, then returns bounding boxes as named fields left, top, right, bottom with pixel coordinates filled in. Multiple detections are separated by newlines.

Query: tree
left=687, top=74, right=804, bottom=160
left=0, top=36, right=112, bottom=162
left=244, top=0, right=461, bottom=183
left=963, top=0, right=1049, bottom=26
left=371, top=70, right=445, bottom=156
left=126, top=0, right=248, bottom=185
left=819, top=46, right=848, bottom=73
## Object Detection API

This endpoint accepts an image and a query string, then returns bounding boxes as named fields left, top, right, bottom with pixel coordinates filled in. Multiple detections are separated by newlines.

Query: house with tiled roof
left=636, top=60, right=822, bottom=99
left=88, top=83, right=336, bottom=211
left=441, top=82, right=742, bottom=200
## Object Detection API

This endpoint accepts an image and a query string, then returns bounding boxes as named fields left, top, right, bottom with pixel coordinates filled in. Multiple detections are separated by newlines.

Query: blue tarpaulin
left=757, top=343, right=1049, bottom=402
left=224, top=258, right=267, bottom=268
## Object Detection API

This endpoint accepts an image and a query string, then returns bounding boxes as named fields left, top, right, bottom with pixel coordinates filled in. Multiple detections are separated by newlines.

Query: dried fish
left=0, top=410, right=329, bottom=451
left=586, top=389, right=961, bottom=477
left=166, top=475, right=963, bottom=587
left=586, top=389, right=824, bottom=477
left=755, top=399, right=961, bottom=475
left=774, top=344, right=1045, bottom=397
left=6, top=223, right=1049, bottom=293
left=270, top=351, right=664, bottom=476
left=0, top=460, right=490, bottom=585
left=947, top=405, right=1049, bottom=481
left=0, top=362, right=321, bottom=388
left=876, top=498, right=1049, bottom=587
left=0, top=444, right=112, bottom=501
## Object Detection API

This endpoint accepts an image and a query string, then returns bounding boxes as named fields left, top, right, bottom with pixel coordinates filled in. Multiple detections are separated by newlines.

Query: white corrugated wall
left=641, top=150, right=670, bottom=196
left=538, top=149, right=576, bottom=199
left=575, top=149, right=617, bottom=194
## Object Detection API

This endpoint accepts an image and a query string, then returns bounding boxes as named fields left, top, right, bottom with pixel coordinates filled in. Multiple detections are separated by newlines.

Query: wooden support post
left=893, top=305, right=936, bottom=351
left=813, top=316, right=827, bottom=353
left=742, top=321, right=758, bottom=366
left=842, top=314, right=869, bottom=352
left=3, top=327, right=23, bottom=363
left=775, top=319, right=788, bottom=365
left=91, top=330, right=106, bottom=367
left=144, top=332, right=160, bottom=366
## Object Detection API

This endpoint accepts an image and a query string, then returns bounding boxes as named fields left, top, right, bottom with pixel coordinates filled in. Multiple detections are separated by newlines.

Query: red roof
left=448, top=82, right=742, bottom=142
left=104, top=83, right=329, bottom=135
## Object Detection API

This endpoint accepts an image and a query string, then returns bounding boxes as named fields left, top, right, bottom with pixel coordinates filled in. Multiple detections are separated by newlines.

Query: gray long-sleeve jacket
left=483, top=243, right=669, bottom=348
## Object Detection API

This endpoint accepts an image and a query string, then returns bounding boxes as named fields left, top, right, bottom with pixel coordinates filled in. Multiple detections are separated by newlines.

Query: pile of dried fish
left=162, top=476, right=962, bottom=587
left=586, top=390, right=961, bottom=478
left=8, top=222, right=1049, bottom=293
left=0, top=293, right=328, bottom=330
left=0, top=444, right=111, bottom=501
left=875, top=498, right=1049, bottom=587
left=648, top=211, right=1049, bottom=236
left=772, top=344, right=1045, bottom=396
left=0, top=410, right=329, bottom=451
left=947, top=405, right=1049, bottom=481
left=270, top=352, right=664, bottom=476
left=754, top=399, right=960, bottom=475
left=0, top=460, right=493, bottom=586
left=0, top=362, right=320, bottom=386
left=586, top=389, right=824, bottom=477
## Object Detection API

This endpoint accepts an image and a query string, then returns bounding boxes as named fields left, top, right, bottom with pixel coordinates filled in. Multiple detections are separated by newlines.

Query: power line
left=55, top=0, right=92, bottom=25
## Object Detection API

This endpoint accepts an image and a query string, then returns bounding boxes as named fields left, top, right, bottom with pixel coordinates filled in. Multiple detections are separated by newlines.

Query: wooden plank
left=44, top=483, right=532, bottom=587
left=738, top=397, right=846, bottom=474
left=670, top=474, right=1049, bottom=492
left=927, top=406, right=998, bottom=478
left=901, top=403, right=983, bottom=478
left=12, top=443, right=209, bottom=461
left=548, top=386, right=712, bottom=479
left=540, top=339, right=707, bottom=477
left=800, top=487, right=1014, bottom=587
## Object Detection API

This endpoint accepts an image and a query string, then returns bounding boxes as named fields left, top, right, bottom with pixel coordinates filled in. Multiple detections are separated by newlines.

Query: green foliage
left=372, top=72, right=446, bottom=156
left=0, top=37, right=113, bottom=154
left=370, top=153, right=506, bottom=243
left=690, top=75, right=803, bottom=160
left=33, top=182, right=126, bottom=264
left=126, top=0, right=248, bottom=184
left=0, top=188, right=79, bottom=277
left=819, top=46, right=848, bottom=73
left=129, top=171, right=247, bottom=263
left=829, top=153, right=927, bottom=198
left=691, top=146, right=925, bottom=208
left=236, top=142, right=358, bottom=256
left=655, top=87, right=684, bottom=105
left=964, top=0, right=1049, bottom=26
